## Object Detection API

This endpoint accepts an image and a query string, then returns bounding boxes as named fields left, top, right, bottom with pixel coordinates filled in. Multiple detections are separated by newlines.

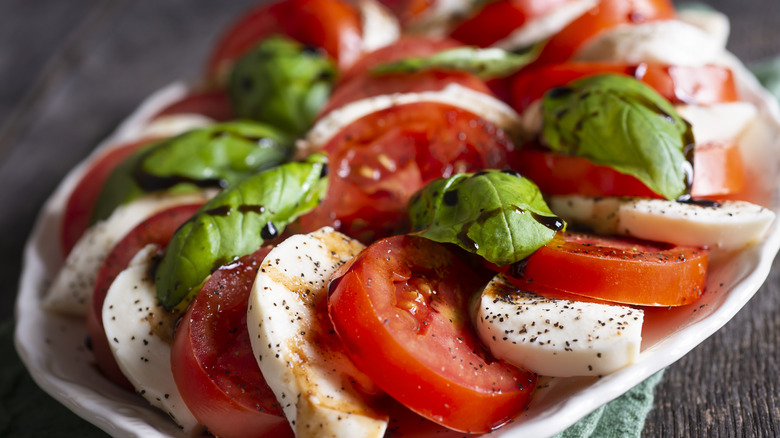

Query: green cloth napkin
left=0, top=318, right=660, bottom=437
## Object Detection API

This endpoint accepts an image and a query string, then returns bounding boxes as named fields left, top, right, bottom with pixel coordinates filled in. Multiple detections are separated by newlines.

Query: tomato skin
left=299, top=101, right=516, bottom=243
left=691, top=142, right=746, bottom=199
left=339, top=36, right=463, bottom=83
left=321, top=70, right=492, bottom=118
left=171, top=246, right=292, bottom=438
left=328, top=235, right=536, bottom=433
left=152, top=90, right=235, bottom=121
left=61, top=139, right=155, bottom=256
left=510, top=62, right=738, bottom=113
left=532, top=0, right=676, bottom=67
left=86, top=204, right=203, bottom=390
left=512, top=146, right=661, bottom=198
left=206, top=0, right=363, bottom=80
left=503, top=231, right=709, bottom=306
left=449, top=0, right=572, bottom=47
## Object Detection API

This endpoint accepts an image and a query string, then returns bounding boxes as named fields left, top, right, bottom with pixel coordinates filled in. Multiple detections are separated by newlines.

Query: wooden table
left=1, top=1, right=777, bottom=436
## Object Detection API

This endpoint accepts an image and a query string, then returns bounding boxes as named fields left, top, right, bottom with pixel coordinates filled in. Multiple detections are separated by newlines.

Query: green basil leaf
left=228, top=36, right=337, bottom=137
left=408, top=170, right=564, bottom=266
left=371, top=46, right=538, bottom=80
left=542, top=74, right=694, bottom=200
left=91, top=121, right=292, bottom=223
left=155, top=153, right=329, bottom=310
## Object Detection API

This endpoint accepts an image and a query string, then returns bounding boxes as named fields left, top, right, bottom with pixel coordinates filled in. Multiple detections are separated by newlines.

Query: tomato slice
left=339, top=36, right=463, bottom=83
left=86, top=204, right=202, bottom=389
left=171, top=246, right=292, bottom=438
left=503, top=231, right=708, bottom=306
left=690, top=142, right=746, bottom=199
left=152, top=90, right=235, bottom=122
left=512, top=141, right=746, bottom=199
left=511, top=145, right=661, bottom=198
left=61, top=139, right=154, bottom=256
left=298, top=101, right=517, bottom=242
left=328, top=235, right=536, bottom=433
left=321, top=70, right=491, bottom=118
left=449, top=0, right=573, bottom=47
left=206, top=0, right=363, bottom=80
left=510, top=62, right=738, bottom=112
left=532, top=0, right=676, bottom=67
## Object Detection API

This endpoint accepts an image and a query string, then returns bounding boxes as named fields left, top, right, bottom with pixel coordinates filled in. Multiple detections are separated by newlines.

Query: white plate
left=14, top=58, right=780, bottom=437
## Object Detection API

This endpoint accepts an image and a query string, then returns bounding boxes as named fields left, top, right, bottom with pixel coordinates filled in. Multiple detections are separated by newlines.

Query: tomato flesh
left=86, top=204, right=203, bottom=389
left=61, top=139, right=154, bottom=256
left=510, top=62, right=738, bottom=113
left=532, top=0, right=676, bottom=67
left=450, top=0, right=573, bottom=47
left=171, top=246, right=292, bottom=438
left=328, top=235, right=536, bottom=433
left=299, top=101, right=516, bottom=242
left=503, top=231, right=709, bottom=306
left=691, top=142, right=746, bottom=199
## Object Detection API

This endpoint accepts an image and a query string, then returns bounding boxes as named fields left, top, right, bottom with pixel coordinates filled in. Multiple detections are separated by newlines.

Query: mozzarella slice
left=676, top=7, right=730, bottom=49
left=358, top=0, right=400, bottom=53
left=297, top=83, right=522, bottom=158
left=136, top=113, right=215, bottom=140
left=102, top=245, right=201, bottom=434
left=548, top=195, right=776, bottom=252
left=573, top=20, right=728, bottom=67
left=492, top=0, right=597, bottom=51
left=472, top=274, right=643, bottom=377
left=247, top=228, right=388, bottom=438
left=675, top=102, right=758, bottom=145
left=43, top=190, right=215, bottom=316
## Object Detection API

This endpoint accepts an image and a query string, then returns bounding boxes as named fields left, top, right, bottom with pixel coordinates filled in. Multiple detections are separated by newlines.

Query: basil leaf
left=371, top=46, right=538, bottom=80
left=228, top=36, right=337, bottom=137
left=155, top=153, right=329, bottom=310
left=91, top=121, right=291, bottom=223
left=408, top=170, right=564, bottom=266
left=542, top=74, right=694, bottom=200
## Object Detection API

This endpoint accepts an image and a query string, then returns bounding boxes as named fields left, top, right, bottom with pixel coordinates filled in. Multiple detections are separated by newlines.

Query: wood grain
left=0, top=1, right=777, bottom=437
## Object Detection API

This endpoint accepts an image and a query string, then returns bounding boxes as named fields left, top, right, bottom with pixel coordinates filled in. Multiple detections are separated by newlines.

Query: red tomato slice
left=512, top=141, right=746, bottom=199
left=503, top=231, right=708, bottom=306
left=450, top=0, right=573, bottom=47
left=511, top=145, right=661, bottom=198
left=86, top=204, right=202, bottom=390
left=321, top=70, right=491, bottom=118
left=152, top=90, right=235, bottom=122
left=691, top=142, right=746, bottom=199
left=377, top=0, right=443, bottom=28
left=510, top=62, right=738, bottom=112
left=206, top=0, right=363, bottom=80
left=298, top=101, right=517, bottom=243
left=339, top=36, right=463, bottom=83
left=171, top=246, right=293, bottom=438
left=328, top=235, right=537, bottom=433
left=532, top=0, right=676, bottom=67
left=61, top=139, right=154, bottom=256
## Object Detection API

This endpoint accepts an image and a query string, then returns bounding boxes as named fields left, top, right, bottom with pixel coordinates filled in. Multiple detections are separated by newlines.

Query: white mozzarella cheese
left=358, top=0, right=401, bottom=53
left=247, top=228, right=388, bottom=438
left=675, top=102, right=758, bottom=145
left=405, top=0, right=474, bottom=36
left=135, top=113, right=215, bottom=140
left=548, top=195, right=776, bottom=252
left=573, top=20, right=728, bottom=67
left=492, top=0, right=597, bottom=51
left=296, top=83, right=522, bottom=158
left=472, top=274, right=644, bottom=377
left=102, top=245, right=201, bottom=434
left=43, top=190, right=215, bottom=316
left=676, top=7, right=730, bottom=49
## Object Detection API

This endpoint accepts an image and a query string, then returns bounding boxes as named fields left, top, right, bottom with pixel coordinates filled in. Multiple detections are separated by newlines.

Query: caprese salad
left=40, top=0, right=778, bottom=436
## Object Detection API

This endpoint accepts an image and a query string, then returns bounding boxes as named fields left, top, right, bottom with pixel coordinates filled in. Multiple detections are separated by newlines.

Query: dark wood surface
left=1, top=1, right=777, bottom=436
